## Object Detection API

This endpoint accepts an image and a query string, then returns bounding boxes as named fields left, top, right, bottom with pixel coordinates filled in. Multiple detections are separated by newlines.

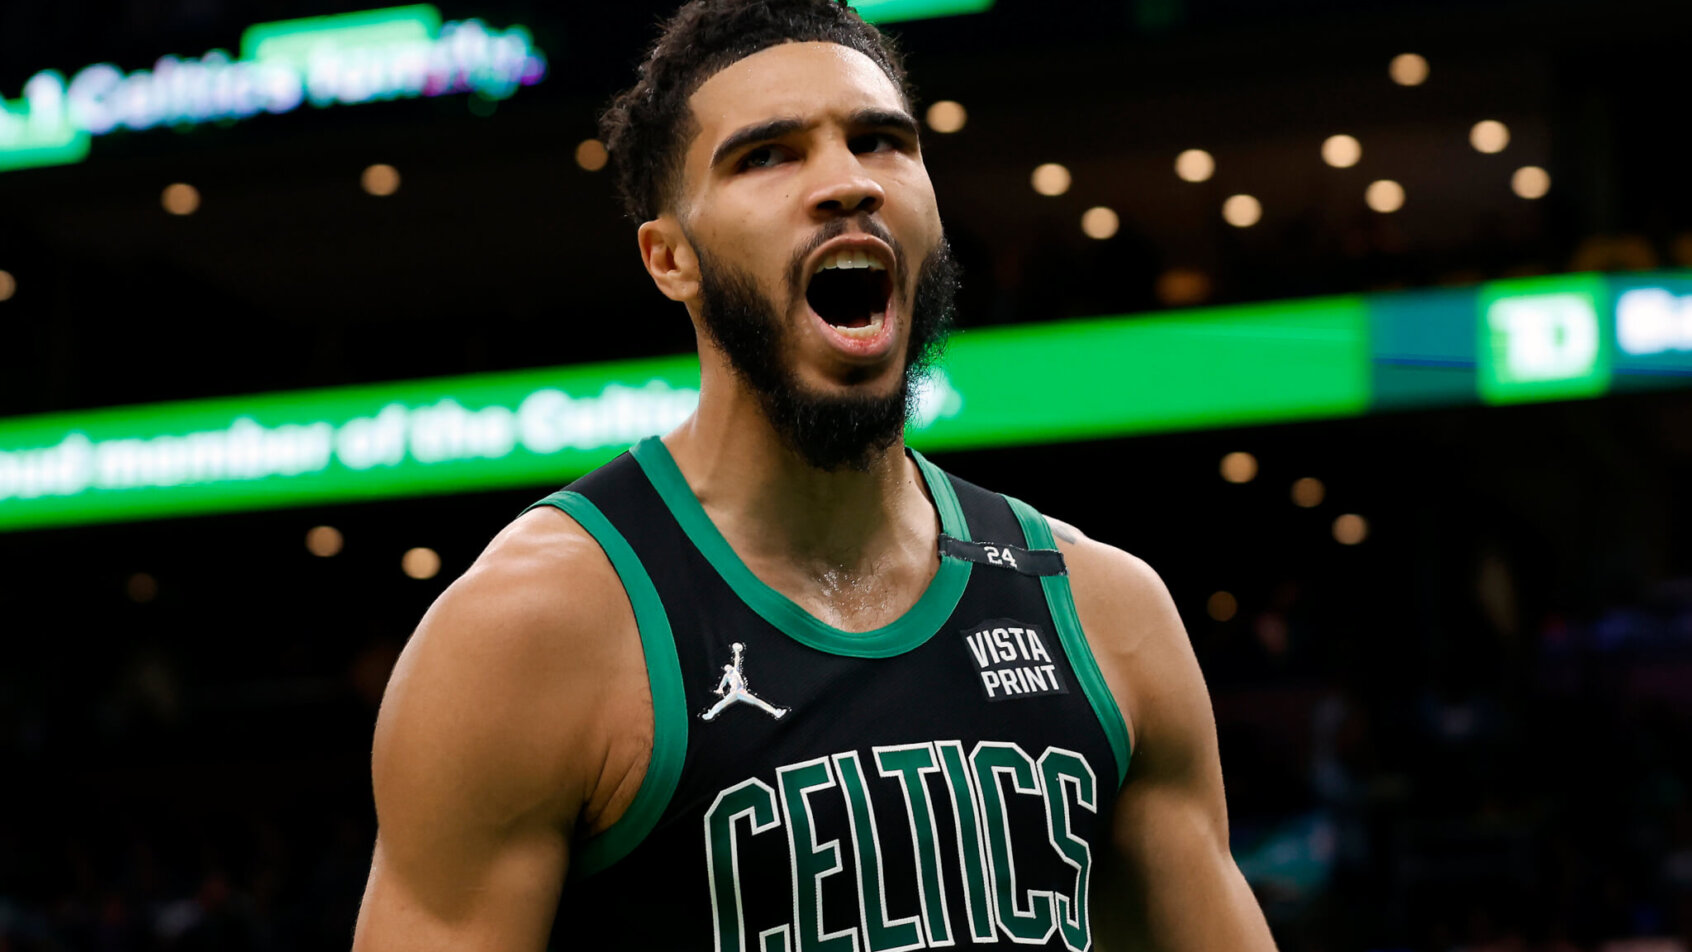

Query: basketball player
left=353, top=1, right=1277, bottom=948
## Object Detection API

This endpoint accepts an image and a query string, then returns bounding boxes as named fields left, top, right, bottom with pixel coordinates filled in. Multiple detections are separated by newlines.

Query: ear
left=638, top=216, right=700, bottom=304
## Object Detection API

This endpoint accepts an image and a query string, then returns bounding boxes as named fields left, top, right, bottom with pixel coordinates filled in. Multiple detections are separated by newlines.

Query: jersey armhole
left=522, top=491, right=689, bottom=880
left=1002, top=494, right=1133, bottom=790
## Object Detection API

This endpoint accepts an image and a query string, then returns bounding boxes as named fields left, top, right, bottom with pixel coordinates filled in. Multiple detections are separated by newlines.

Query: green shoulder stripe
left=522, top=490, right=688, bottom=879
left=1003, top=494, right=1132, bottom=789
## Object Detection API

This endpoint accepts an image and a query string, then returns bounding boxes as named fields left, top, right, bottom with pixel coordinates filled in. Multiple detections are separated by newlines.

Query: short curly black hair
left=598, top=0, right=913, bottom=224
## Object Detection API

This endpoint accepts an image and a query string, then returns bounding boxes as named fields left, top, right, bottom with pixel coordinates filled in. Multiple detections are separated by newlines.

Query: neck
left=661, top=367, right=934, bottom=580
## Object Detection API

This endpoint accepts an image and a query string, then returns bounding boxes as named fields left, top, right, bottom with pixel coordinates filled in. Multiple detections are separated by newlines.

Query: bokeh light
left=161, top=183, right=200, bottom=216
left=1470, top=120, right=1511, bottom=154
left=1390, top=52, right=1429, bottom=86
left=1333, top=514, right=1369, bottom=545
left=1207, top=591, right=1239, bottom=622
left=1081, top=206, right=1120, bottom=240
left=1366, top=179, right=1406, bottom=213
left=402, top=547, right=441, bottom=580
left=0, top=270, right=14, bottom=302
left=1513, top=166, right=1551, bottom=199
left=306, top=526, right=344, bottom=558
left=362, top=164, right=401, bottom=196
left=1291, top=477, right=1326, bottom=508
left=926, top=100, right=967, bottom=134
left=1223, top=194, right=1262, bottom=228
left=575, top=139, right=609, bottom=171
left=1175, top=149, right=1215, bottom=183
left=1220, top=451, right=1258, bottom=484
left=1031, top=163, right=1072, bottom=197
left=1156, top=268, right=1211, bottom=306
left=1322, top=134, right=1362, bottom=168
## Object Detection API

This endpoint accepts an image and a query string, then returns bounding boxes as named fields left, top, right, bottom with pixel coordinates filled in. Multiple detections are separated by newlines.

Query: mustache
left=783, top=215, right=910, bottom=303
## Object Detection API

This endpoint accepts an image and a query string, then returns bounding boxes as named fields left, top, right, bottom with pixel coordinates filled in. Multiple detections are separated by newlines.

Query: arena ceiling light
left=0, top=4, right=547, bottom=175
left=1321, top=135, right=1361, bottom=169
left=1174, top=149, right=1215, bottom=183
left=925, top=101, right=967, bottom=134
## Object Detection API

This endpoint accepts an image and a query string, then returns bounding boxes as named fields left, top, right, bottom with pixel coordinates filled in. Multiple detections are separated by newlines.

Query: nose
left=805, top=142, right=886, bottom=219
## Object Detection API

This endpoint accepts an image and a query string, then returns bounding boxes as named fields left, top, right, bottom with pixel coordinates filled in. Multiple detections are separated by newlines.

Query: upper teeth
left=815, top=248, right=887, bottom=275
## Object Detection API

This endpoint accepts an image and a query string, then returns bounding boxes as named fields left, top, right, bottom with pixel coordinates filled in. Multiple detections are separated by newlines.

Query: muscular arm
left=1052, top=518, right=1277, bottom=952
left=352, top=510, right=652, bottom=952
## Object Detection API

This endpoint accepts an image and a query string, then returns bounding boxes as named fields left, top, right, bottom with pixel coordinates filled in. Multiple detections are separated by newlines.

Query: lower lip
left=808, top=305, right=897, bottom=360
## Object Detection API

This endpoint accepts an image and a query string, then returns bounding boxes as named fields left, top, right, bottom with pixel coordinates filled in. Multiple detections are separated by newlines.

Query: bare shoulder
left=1044, top=514, right=1184, bottom=657
left=355, top=507, right=652, bottom=948
left=373, top=504, right=650, bottom=860
left=1041, top=514, right=1196, bottom=759
left=388, top=505, right=634, bottom=726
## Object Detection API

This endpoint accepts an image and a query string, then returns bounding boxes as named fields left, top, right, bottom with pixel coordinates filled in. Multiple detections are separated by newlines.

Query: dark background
left=3, top=0, right=1691, bottom=949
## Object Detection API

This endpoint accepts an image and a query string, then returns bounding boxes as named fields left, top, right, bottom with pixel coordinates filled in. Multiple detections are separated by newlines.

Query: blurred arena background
left=3, top=0, right=1692, bottom=948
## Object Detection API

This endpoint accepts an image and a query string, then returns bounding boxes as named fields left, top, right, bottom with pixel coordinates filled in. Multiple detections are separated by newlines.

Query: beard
left=692, top=221, right=960, bottom=473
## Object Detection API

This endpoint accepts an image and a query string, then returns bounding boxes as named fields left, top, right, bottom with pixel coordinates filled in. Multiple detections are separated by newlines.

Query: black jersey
left=528, top=437, right=1131, bottom=951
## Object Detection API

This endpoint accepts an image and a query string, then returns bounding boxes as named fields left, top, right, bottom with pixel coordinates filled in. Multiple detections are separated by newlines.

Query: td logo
left=1478, top=276, right=1611, bottom=405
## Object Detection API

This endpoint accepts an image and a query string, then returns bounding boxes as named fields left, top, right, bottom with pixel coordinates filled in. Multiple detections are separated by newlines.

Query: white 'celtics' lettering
left=705, top=741, right=1099, bottom=952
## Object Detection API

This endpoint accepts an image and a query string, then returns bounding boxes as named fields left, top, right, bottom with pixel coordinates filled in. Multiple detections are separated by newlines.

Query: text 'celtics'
left=705, top=740, right=1099, bottom=951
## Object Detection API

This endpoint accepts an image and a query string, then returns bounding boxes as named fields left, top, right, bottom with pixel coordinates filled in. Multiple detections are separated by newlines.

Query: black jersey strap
left=938, top=533, right=1068, bottom=577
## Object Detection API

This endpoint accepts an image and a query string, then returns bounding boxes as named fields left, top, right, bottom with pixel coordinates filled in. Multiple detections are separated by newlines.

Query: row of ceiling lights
left=1218, top=450, right=1368, bottom=545
left=155, top=163, right=403, bottom=217
left=1206, top=450, right=1368, bottom=627
left=1025, top=135, right=1549, bottom=239
left=122, top=526, right=440, bottom=603
left=122, top=470, right=1359, bottom=614
left=303, top=525, right=442, bottom=579
left=0, top=165, right=408, bottom=305
left=921, top=52, right=1544, bottom=240
left=0, top=50, right=1538, bottom=309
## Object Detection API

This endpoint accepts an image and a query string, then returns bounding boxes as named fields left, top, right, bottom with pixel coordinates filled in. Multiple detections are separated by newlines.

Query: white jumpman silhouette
left=701, top=642, right=788, bottom=721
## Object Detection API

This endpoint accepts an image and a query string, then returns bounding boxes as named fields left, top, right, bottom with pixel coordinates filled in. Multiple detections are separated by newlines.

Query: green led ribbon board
left=0, top=5, right=546, bottom=174
left=3, top=272, right=1690, bottom=532
left=852, top=0, right=997, bottom=23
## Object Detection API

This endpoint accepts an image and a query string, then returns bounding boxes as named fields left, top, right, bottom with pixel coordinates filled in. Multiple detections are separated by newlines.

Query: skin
left=354, top=40, right=1277, bottom=952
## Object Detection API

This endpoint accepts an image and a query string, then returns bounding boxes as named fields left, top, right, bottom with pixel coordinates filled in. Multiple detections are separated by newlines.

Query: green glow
left=0, top=355, right=701, bottom=532
left=0, top=72, right=93, bottom=173
left=852, top=0, right=997, bottom=23
left=240, top=5, right=442, bottom=72
left=1478, top=274, right=1610, bottom=405
left=0, top=115, right=90, bottom=173
left=7, top=272, right=1692, bottom=533
left=910, top=296, right=1372, bottom=451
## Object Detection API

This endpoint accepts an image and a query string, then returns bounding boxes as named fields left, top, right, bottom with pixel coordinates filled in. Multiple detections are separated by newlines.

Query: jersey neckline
left=629, top=436, right=973, bottom=659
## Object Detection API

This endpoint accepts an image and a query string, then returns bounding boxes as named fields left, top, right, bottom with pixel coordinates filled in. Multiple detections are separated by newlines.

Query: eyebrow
left=708, top=108, right=922, bottom=170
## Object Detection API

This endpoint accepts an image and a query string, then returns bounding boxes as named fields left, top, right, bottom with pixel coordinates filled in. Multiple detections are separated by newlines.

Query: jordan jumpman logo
left=701, top=642, right=788, bottom=721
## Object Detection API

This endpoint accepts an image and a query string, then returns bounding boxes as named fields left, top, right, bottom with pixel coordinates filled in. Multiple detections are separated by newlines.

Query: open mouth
left=805, top=249, right=894, bottom=332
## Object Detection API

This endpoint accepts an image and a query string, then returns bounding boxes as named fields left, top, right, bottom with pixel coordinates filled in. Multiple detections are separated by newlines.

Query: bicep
left=1062, top=539, right=1274, bottom=950
left=355, top=831, right=565, bottom=952
left=353, top=564, right=595, bottom=951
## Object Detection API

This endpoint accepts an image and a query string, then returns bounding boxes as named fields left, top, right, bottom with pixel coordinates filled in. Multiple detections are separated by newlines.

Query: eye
left=850, top=132, right=905, bottom=154
left=740, top=146, right=789, bottom=171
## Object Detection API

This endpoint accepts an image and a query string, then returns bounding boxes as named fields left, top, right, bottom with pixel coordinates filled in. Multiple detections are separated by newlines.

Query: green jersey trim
left=1004, top=495, right=1133, bottom=789
left=522, top=490, right=689, bottom=880
left=628, top=437, right=973, bottom=659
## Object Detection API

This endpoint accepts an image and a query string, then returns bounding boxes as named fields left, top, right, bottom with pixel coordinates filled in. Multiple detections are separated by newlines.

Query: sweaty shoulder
left=1040, top=513, right=1194, bottom=761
